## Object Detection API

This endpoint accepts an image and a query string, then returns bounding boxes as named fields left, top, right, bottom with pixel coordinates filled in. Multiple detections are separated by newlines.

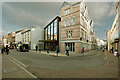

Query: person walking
left=66, top=46, right=69, bottom=56
left=102, top=47, right=105, bottom=52
left=81, top=47, right=85, bottom=54
left=36, top=45, right=38, bottom=52
left=47, top=48, right=49, bottom=54
left=56, top=46, right=59, bottom=56
left=1, top=45, right=5, bottom=54
left=6, top=45, right=9, bottom=55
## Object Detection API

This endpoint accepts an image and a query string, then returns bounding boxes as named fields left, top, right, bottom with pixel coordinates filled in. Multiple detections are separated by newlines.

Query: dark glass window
left=45, top=28, right=47, bottom=40
left=48, top=25, right=50, bottom=40
left=51, top=23, right=53, bottom=40
left=54, top=19, right=57, bottom=40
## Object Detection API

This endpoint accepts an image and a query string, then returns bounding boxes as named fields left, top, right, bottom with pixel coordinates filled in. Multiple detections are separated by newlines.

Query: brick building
left=60, top=2, right=97, bottom=53
left=8, top=32, right=15, bottom=46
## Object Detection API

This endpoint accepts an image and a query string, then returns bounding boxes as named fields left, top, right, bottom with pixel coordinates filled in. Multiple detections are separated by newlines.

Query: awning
left=39, top=40, right=57, bottom=43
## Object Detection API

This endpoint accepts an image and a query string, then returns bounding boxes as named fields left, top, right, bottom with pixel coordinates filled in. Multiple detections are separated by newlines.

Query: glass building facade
left=40, top=16, right=61, bottom=51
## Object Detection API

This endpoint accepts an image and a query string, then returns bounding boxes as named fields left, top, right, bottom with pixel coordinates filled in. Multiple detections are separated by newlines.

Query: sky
left=1, top=1, right=116, bottom=40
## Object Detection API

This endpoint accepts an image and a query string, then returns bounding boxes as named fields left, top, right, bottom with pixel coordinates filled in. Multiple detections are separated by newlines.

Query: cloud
left=94, top=21, right=106, bottom=26
left=2, top=2, right=62, bottom=28
left=86, top=2, right=115, bottom=20
left=86, top=2, right=115, bottom=26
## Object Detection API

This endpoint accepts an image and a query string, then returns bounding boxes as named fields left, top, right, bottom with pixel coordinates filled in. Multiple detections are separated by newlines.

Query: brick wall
left=60, top=42, right=65, bottom=52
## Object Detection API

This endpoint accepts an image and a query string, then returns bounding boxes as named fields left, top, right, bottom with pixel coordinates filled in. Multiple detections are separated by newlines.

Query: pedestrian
left=6, top=45, right=9, bottom=55
left=102, top=47, right=105, bottom=52
left=66, top=46, right=69, bottom=56
left=81, top=47, right=85, bottom=54
left=47, top=48, right=49, bottom=54
left=35, top=45, right=38, bottom=52
left=111, top=47, right=113, bottom=53
left=56, top=46, right=59, bottom=56
left=1, top=45, right=5, bottom=54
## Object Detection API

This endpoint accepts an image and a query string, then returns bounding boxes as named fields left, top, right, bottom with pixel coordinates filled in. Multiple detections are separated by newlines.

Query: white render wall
left=22, top=30, right=31, bottom=44
left=31, top=27, right=44, bottom=50
left=15, top=32, right=22, bottom=44
left=3, top=38, right=8, bottom=47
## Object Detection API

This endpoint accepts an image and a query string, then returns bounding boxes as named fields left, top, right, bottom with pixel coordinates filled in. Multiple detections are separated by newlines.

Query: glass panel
left=72, top=17, right=75, bottom=25
left=73, top=43, right=75, bottom=52
left=48, top=25, right=50, bottom=40
left=70, top=43, right=72, bottom=51
left=51, top=23, right=53, bottom=40
left=45, top=28, right=47, bottom=40
left=54, top=19, right=57, bottom=40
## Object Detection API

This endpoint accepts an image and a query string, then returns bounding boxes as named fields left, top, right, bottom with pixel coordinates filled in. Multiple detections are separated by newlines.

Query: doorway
left=65, top=42, right=75, bottom=52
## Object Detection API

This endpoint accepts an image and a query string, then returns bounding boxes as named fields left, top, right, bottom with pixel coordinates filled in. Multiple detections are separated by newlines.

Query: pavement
left=29, top=49, right=97, bottom=57
left=2, top=53, right=38, bottom=79
left=105, top=50, right=118, bottom=64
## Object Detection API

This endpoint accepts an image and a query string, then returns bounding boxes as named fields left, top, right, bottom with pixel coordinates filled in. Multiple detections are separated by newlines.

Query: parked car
left=16, top=44, right=29, bottom=52
left=9, top=46, right=14, bottom=49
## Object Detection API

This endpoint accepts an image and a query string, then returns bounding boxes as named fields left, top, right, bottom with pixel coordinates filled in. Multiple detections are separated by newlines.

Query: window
left=66, top=30, right=72, bottom=38
left=54, top=19, right=57, bottom=40
left=80, top=29, right=84, bottom=39
left=64, top=9, right=70, bottom=15
left=72, top=17, right=75, bottom=25
left=68, top=17, right=71, bottom=25
left=48, top=26, right=50, bottom=40
left=51, top=23, right=54, bottom=40
left=65, top=42, right=75, bottom=52
left=45, top=28, right=47, bottom=40
left=64, top=20, right=67, bottom=26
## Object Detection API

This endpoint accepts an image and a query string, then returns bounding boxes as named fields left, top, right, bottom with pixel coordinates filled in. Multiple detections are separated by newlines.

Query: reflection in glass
left=51, top=23, right=53, bottom=40
left=45, top=28, right=47, bottom=40
left=48, top=25, right=50, bottom=40
left=54, top=20, right=57, bottom=40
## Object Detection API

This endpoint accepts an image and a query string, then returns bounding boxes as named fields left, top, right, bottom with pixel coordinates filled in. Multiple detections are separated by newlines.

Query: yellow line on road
left=8, top=55, right=28, bottom=68
left=8, top=57, right=38, bottom=78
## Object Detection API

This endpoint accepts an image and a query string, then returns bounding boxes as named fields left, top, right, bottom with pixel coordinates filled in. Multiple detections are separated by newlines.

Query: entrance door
left=65, top=42, right=75, bottom=52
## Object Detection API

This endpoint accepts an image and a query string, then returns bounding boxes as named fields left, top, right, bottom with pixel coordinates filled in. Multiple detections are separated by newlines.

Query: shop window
left=65, top=42, right=75, bottom=52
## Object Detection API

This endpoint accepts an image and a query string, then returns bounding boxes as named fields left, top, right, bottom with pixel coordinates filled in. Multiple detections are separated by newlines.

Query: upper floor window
left=64, top=20, right=67, bottom=27
left=72, top=17, right=75, bottom=25
left=66, top=30, right=72, bottom=38
left=64, top=9, right=70, bottom=15
left=68, top=17, right=71, bottom=25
